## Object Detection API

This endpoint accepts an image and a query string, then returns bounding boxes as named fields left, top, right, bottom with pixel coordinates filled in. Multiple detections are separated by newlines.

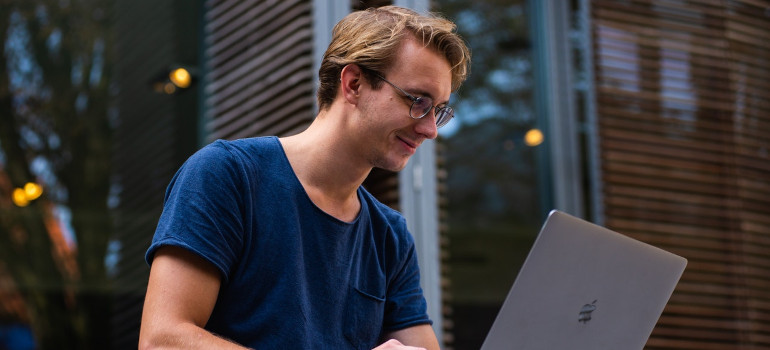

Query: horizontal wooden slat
left=593, top=6, right=770, bottom=347
left=591, top=4, right=770, bottom=349
left=205, top=1, right=307, bottom=67
left=206, top=2, right=312, bottom=81
left=204, top=0, right=314, bottom=141
left=206, top=39, right=313, bottom=122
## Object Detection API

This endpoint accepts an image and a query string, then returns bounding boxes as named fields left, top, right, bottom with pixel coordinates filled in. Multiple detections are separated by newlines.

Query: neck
left=279, top=109, right=371, bottom=221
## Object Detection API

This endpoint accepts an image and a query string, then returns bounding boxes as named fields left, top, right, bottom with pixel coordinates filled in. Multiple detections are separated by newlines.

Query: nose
left=414, top=109, right=439, bottom=140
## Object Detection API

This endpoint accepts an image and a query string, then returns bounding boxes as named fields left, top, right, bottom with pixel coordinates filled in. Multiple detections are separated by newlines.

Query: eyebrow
left=377, top=72, right=450, bottom=106
left=409, top=87, right=449, bottom=106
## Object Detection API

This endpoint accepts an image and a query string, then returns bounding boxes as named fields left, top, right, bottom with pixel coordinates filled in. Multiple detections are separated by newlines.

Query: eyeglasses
left=376, top=75, right=454, bottom=128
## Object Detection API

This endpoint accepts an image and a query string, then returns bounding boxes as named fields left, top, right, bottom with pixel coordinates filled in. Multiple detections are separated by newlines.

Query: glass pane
left=434, top=1, right=545, bottom=349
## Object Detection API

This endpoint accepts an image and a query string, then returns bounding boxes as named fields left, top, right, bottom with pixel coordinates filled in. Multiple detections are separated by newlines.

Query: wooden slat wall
left=436, top=138, right=453, bottom=348
left=591, top=0, right=770, bottom=348
left=203, top=0, right=315, bottom=141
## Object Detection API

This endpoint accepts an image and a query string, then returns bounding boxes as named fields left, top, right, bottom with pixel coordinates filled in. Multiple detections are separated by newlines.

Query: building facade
left=1, top=0, right=767, bottom=349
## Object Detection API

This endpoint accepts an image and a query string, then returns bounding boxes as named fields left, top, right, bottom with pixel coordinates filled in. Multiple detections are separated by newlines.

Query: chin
left=389, top=163, right=408, bottom=172
left=373, top=156, right=410, bottom=172
left=375, top=163, right=406, bottom=173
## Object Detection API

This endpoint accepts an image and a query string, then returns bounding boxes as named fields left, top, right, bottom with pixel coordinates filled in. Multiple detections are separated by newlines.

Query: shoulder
left=163, top=137, right=284, bottom=204
left=359, top=187, right=414, bottom=248
left=181, top=137, right=281, bottom=174
left=193, top=136, right=280, bottom=161
left=360, top=187, right=406, bottom=227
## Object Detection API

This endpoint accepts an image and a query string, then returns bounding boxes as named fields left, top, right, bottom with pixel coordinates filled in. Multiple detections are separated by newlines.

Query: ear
left=339, top=64, right=364, bottom=104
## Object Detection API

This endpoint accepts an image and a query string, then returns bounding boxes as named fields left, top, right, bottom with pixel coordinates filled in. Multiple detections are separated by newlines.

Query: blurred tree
left=0, top=0, right=113, bottom=348
left=436, top=0, right=539, bottom=233
left=437, top=0, right=533, bottom=127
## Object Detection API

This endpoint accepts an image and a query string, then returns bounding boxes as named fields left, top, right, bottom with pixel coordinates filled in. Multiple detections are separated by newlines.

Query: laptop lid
left=480, top=210, right=687, bottom=350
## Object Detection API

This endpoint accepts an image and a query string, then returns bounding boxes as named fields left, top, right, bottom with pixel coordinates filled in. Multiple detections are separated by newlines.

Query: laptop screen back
left=480, top=210, right=687, bottom=350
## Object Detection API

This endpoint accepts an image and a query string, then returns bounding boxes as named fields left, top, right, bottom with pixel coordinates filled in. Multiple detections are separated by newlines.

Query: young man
left=139, top=5, right=470, bottom=350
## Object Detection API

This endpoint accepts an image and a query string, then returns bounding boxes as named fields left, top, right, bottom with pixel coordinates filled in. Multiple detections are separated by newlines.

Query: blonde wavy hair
left=317, top=5, right=471, bottom=110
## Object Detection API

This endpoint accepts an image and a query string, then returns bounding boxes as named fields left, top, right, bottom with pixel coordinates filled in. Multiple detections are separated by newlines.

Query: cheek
left=359, top=93, right=382, bottom=121
left=360, top=99, right=389, bottom=128
left=359, top=92, right=410, bottom=133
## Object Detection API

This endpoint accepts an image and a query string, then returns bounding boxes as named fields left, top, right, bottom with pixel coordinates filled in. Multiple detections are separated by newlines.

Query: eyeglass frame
left=374, top=74, right=455, bottom=128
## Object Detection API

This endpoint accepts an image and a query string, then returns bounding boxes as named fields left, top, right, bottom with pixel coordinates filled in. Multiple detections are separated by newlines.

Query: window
left=434, top=1, right=546, bottom=348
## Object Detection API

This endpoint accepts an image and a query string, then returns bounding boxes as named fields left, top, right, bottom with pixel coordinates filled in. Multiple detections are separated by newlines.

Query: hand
left=373, top=339, right=427, bottom=350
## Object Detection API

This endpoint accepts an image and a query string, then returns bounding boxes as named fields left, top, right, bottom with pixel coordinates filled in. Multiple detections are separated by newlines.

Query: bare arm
left=377, top=324, right=440, bottom=350
left=138, top=246, right=249, bottom=350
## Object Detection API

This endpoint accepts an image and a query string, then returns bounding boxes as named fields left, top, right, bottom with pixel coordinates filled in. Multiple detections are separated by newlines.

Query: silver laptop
left=480, top=210, right=687, bottom=350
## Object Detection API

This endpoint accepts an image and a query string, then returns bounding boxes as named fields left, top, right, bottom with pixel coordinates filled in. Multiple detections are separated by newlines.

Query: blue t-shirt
left=146, top=137, right=431, bottom=349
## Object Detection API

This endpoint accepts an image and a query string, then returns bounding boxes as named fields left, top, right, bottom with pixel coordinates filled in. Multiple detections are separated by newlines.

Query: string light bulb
left=169, top=68, right=192, bottom=89
left=11, top=182, right=43, bottom=207
left=524, top=128, right=544, bottom=147
left=12, top=188, right=29, bottom=207
left=24, top=182, right=43, bottom=200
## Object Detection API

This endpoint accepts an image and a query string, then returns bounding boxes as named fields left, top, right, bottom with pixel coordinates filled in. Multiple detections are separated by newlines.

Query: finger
left=373, top=339, right=404, bottom=349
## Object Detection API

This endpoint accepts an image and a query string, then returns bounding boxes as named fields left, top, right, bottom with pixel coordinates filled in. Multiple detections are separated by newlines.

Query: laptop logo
left=578, top=300, right=597, bottom=323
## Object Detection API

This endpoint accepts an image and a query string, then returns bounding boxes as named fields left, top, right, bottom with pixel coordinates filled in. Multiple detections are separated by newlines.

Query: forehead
left=385, top=37, right=452, bottom=102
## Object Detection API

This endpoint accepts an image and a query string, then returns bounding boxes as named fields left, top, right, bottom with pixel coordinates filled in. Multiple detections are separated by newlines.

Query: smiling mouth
left=397, top=136, right=419, bottom=152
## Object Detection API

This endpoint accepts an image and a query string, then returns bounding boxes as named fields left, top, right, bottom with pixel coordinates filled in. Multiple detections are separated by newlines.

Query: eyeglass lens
left=411, top=97, right=453, bottom=128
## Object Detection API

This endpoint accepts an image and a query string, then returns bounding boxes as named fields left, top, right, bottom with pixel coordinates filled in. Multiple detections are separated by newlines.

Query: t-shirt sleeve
left=145, top=141, right=246, bottom=283
left=382, top=217, right=433, bottom=331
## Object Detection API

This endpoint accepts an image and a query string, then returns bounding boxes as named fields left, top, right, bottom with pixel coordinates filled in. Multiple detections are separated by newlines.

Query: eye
left=413, top=97, right=433, bottom=113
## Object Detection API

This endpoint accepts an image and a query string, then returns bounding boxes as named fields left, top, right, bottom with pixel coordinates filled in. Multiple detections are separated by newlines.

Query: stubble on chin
left=368, top=149, right=410, bottom=173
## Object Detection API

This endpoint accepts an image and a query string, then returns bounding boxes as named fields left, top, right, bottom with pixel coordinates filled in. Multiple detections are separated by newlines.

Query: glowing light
left=169, top=68, right=192, bottom=88
left=164, top=82, right=176, bottom=94
left=24, top=182, right=43, bottom=200
left=12, top=188, right=29, bottom=207
left=524, top=128, right=544, bottom=147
